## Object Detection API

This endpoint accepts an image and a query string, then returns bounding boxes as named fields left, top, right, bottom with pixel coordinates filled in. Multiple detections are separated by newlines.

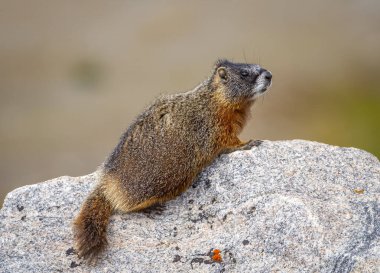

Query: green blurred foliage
left=311, top=86, right=380, bottom=158
left=70, top=59, right=104, bottom=90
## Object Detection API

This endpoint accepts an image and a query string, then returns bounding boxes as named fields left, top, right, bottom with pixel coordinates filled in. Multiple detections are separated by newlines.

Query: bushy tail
left=73, top=186, right=113, bottom=263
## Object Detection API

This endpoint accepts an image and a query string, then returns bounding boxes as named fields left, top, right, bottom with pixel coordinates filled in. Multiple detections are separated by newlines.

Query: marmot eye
left=241, top=71, right=248, bottom=77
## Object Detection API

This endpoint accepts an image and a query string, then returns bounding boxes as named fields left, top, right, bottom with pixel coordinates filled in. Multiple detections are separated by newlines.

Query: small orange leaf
left=212, top=249, right=222, bottom=262
left=213, top=249, right=221, bottom=254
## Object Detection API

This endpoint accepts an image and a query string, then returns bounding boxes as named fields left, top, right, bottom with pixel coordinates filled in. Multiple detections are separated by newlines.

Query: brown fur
left=73, top=186, right=112, bottom=263
left=73, top=59, right=271, bottom=263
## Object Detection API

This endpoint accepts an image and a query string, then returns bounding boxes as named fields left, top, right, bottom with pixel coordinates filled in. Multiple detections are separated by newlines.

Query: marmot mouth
left=253, top=70, right=272, bottom=94
left=253, top=82, right=271, bottom=93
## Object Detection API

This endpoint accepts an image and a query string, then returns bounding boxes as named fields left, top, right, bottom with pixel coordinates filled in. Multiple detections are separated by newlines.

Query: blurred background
left=1, top=0, right=379, bottom=206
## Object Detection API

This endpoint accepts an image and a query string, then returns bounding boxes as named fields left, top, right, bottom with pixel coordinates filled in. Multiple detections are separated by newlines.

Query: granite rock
left=0, top=140, right=379, bottom=273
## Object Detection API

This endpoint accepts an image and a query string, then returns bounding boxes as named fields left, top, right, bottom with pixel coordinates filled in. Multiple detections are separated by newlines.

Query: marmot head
left=210, top=59, right=272, bottom=102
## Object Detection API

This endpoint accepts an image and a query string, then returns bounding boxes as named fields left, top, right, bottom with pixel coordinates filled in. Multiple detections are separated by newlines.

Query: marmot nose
left=262, top=70, right=272, bottom=81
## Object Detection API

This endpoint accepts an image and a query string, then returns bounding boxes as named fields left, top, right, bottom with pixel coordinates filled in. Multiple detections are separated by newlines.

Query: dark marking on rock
left=175, top=246, right=180, bottom=250
left=224, top=249, right=236, bottom=263
left=21, top=215, right=26, bottom=221
left=173, top=255, right=181, bottom=262
left=199, top=205, right=204, bottom=210
left=190, top=257, right=204, bottom=269
left=242, top=239, right=250, bottom=245
left=188, top=199, right=194, bottom=204
left=247, top=206, right=256, bottom=214
left=70, top=261, right=81, bottom=268
left=200, top=212, right=208, bottom=219
left=204, top=178, right=211, bottom=189
left=211, top=197, right=217, bottom=203
left=189, top=211, right=211, bottom=223
left=17, top=205, right=24, bottom=212
left=66, top=247, right=76, bottom=256
left=222, top=214, right=227, bottom=221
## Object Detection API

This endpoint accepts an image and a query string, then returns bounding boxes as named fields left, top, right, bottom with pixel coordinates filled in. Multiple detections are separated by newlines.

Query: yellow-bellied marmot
left=73, top=59, right=272, bottom=263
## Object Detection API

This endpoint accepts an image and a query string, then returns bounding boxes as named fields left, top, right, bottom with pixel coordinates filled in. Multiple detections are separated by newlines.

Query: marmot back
left=73, top=59, right=272, bottom=263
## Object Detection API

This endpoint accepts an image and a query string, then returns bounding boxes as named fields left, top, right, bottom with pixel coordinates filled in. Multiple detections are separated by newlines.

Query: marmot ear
left=217, top=67, right=227, bottom=81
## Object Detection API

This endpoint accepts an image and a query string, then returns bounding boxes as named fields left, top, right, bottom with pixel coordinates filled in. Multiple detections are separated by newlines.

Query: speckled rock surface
left=1, top=140, right=379, bottom=273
